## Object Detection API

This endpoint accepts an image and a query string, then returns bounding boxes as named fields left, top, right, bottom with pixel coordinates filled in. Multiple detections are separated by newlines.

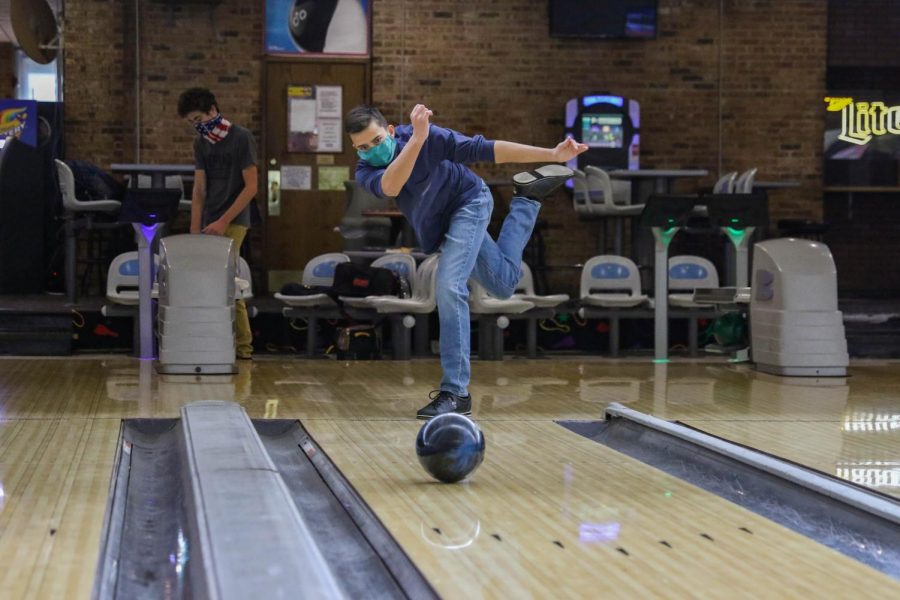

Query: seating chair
left=368, top=254, right=440, bottom=359
left=577, top=255, right=651, bottom=357
left=713, top=171, right=737, bottom=194
left=468, top=279, right=534, bottom=360
left=668, top=255, right=719, bottom=356
left=275, top=252, right=351, bottom=356
left=572, top=169, right=596, bottom=219
left=734, top=168, right=758, bottom=194
left=339, top=253, right=417, bottom=309
left=579, top=255, right=648, bottom=308
left=584, top=166, right=643, bottom=255
left=512, top=262, right=569, bottom=309
left=503, top=262, right=570, bottom=358
left=101, top=251, right=157, bottom=355
left=55, top=159, right=123, bottom=303
left=668, top=255, right=719, bottom=309
left=104, top=251, right=158, bottom=306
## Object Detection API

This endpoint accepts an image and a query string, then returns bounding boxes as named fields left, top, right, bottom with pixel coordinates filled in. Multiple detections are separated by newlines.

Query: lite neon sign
left=825, top=97, right=900, bottom=146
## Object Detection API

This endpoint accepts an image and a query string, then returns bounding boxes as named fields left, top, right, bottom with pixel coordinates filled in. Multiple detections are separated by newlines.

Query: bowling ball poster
left=0, top=100, right=38, bottom=148
left=266, top=0, right=370, bottom=55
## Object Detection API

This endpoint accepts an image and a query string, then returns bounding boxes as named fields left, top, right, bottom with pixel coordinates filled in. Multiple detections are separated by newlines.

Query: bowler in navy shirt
left=348, top=104, right=586, bottom=419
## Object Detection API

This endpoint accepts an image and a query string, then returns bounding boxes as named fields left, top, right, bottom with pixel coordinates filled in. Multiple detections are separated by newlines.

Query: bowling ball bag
left=65, top=160, right=126, bottom=201
left=712, top=311, right=747, bottom=346
left=279, top=282, right=332, bottom=296
left=336, top=324, right=380, bottom=360
left=331, top=262, right=400, bottom=298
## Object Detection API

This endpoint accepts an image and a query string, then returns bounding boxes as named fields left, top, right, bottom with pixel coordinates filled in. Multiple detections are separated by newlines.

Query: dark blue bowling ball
left=416, top=413, right=485, bottom=483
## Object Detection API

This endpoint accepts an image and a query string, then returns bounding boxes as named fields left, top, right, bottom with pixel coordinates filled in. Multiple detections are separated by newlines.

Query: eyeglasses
left=354, top=131, right=387, bottom=152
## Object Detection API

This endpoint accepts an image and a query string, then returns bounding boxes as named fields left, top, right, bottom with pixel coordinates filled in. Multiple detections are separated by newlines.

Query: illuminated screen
left=582, top=114, right=624, bottom=149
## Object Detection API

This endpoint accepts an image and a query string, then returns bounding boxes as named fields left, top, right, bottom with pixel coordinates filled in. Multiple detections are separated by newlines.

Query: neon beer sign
left=826, top=97, right=900, bottom=146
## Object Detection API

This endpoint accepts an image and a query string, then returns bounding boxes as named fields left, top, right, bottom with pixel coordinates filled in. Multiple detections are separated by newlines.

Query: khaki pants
left=224, top=224, right=253, bottom=357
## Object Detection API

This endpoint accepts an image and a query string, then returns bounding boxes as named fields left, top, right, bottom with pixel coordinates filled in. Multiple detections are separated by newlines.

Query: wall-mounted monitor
left=549, top=0, right=657, bottom=40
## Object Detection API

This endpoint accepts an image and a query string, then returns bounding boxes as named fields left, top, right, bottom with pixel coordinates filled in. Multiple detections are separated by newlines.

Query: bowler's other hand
left=410, top=104, right=433, bottom=141
left=552, top=137, right=588, bottom=162
left=202, top=219, right=228, bottom=236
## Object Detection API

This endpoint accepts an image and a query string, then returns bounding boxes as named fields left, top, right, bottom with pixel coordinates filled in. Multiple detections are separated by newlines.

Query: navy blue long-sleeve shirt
left=355, top=124, right=495, bottom=253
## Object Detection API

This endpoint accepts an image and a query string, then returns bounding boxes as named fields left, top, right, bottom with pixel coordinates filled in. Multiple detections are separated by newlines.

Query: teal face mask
left=357, top=134, right=397, bottom=167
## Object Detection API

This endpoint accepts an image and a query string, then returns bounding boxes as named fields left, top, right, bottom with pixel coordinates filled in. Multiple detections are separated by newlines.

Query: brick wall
left=63, top=0, right=262, bottom=168
left=829, top=0, right=900, bottom=66
left=63, top=0, right=828, bottom=293
left=372, top=0, right=827, bottom=292
left=0, top=43, right=15, bottom=97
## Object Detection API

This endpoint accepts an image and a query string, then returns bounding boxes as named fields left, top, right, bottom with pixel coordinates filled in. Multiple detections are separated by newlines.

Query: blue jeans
left=436, top=184, right=540, bottom=396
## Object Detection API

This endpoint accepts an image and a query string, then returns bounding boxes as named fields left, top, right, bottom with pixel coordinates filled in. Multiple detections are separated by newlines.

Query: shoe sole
left=416, top=410, right=472, bottom=420
left=513, top=164, right=574, bottom=185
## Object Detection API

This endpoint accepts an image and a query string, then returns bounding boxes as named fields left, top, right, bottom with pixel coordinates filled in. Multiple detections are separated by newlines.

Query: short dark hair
left=178, top=88, right=218, bottom=117
left=345, top=105, right=387, bottom=134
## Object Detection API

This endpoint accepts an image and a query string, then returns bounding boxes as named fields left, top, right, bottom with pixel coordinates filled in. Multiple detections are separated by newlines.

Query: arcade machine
left=564, top=94, right=645, bottom=265
left=563, top=94, right=640, bottom=176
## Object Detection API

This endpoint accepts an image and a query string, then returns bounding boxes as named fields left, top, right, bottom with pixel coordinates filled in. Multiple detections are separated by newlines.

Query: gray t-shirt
left=193, top=125, right=257, bottom=228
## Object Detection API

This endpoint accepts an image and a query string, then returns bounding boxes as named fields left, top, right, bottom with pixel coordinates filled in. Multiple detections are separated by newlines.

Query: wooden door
left=263, top=58, right=370, bottom=285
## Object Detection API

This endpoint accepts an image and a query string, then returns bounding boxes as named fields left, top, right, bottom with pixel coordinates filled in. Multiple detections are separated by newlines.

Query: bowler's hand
left=202, top=219, right=228, bottom=236
left=552, top=137, right=588, bottom=163
left=410, top=104, right=433, bottom=141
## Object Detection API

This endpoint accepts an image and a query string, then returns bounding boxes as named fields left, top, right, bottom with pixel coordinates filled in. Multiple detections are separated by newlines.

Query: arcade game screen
left=582, top=114, right=624, bottom=148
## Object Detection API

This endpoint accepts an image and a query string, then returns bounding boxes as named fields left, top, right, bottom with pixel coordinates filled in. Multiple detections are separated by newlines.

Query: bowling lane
left=0, top=417, right=119, bottom=599
left=2, top=356, right=899, bottom=599
left=677, top=419, right=900, bottom=499
left=305, top=418, right=900, bottom=598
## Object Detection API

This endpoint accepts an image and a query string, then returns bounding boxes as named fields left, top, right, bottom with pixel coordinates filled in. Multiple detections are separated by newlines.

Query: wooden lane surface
left=304, top=418, right=900, bottom=598
left=1, top=357, right=900, bottom=598
left=0, top=418, right=120, bottom=599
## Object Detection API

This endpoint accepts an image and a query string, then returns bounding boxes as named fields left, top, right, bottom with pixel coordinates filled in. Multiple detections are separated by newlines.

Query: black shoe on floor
left=416, top=390, right=472, bottom=420
left=513, top=164, right=574, bottom=201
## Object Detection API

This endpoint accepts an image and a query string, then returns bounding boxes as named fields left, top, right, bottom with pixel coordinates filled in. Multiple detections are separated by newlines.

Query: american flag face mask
left=194, top=114, right=231, bottom=144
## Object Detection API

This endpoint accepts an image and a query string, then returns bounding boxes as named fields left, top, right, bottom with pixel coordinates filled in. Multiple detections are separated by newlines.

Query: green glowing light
left=652, top=358, right=671, bottom=364
left=726, top=227, right=748, bottom=241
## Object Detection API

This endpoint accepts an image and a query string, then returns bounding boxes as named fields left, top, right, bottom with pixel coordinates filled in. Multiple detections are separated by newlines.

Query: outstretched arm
left=493, top=137, right=588, bottom=164
left=381, top=104, right=432, bottom=197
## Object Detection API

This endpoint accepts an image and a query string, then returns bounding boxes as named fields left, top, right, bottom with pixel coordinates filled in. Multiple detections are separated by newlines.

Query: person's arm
left=380, top=104, right=432, bottom=197
left=204, top=165, right=258, bottom=234
left=493, top=137, right=588, bottom=164
left=190, top=169, right=206, bottom=234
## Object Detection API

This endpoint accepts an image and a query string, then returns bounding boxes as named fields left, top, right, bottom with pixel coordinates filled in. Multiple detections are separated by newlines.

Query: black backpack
left=330, top=262, right=400, bottom=298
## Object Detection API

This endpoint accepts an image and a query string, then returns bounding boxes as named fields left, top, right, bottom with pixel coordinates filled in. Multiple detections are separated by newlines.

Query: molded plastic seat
left=369, top=254, right=439, bottom=314
left=468, top=279, right=534, bottom=315
left=274, top=253, right=350, bottom=307
left=579, top=255, right=648, bottom=308
left=510, top=262, right=569, bottom=308
left=105, top=251, right=160, bottom=306
left=668, top=255, right=719, bottom=309
left=734, top=168, right=758, bottom=194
